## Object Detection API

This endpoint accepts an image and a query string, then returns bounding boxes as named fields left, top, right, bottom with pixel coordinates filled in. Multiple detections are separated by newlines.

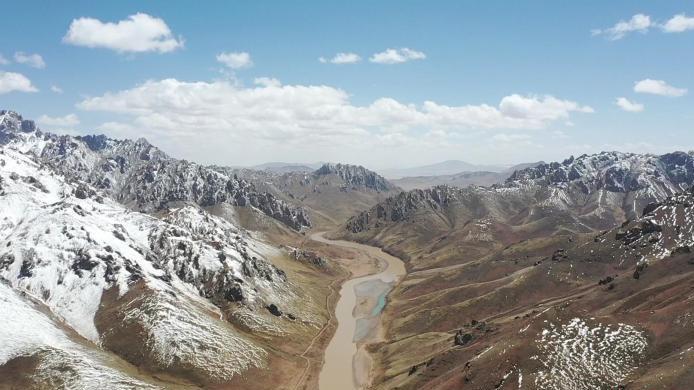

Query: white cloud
left=216, top=52, right=253, bottom=69
left=492, top=133, right=531, bottom=143
left=37, top=113, right=80, bottom=127
left=369, top=48, right=426, bottom=64
left=615, top=97, right=644, bottom=112
left=76, top=78, right=592, bottom=165
left=253, top=77, right=281, bottom=87
left=319, top=52, right=361, bottom=64
left=63, top=13, right=184, bottom=53
left=595, top=13, right=694, bottom=39
left=50, top=85, right=63, bottom=94
left=634, top=79, right=687, bottom=97
left=13, top=52, right=45, bottom=69
left=0, top=71, right=38, bottom=94
left=498, top=94, right=594, bottom=120
left=662, top=14, right=694, bottom=33
left=592, top=14, right=652, bottom=40
left=0, top=54, right=9, bottom=65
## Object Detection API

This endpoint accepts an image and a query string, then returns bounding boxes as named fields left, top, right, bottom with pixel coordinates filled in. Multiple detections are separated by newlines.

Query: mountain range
left=2, top=109, right=694, bottom=389
left=378, top=160, right=509, bottom=179
left=390, top=161, right=544, bottom=191
left=250, top=162, right=325, bottom=174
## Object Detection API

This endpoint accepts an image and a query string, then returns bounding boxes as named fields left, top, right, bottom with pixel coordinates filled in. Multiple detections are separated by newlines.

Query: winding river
left=312, top=233, right=406, bottom=390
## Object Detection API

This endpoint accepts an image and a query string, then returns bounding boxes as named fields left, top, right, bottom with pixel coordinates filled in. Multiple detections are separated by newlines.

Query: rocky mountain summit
left=0, top=110, right=310, bottom=230
left=0, top=110, right=37, bottom=142
left=507, top=151, right=694, bottom=194
left=314, top=163, right=396, bottom=192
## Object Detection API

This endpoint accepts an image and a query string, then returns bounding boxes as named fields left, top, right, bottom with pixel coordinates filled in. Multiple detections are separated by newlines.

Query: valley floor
left=311, top=232, right=405, bottom=390
left=264, top=230, right=387, bottom=390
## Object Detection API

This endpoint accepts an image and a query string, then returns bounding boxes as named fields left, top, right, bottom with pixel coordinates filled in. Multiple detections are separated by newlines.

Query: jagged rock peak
left=314, top=162, right=396, bottom=192
left=0, top=110, right=38, bottom=134
left=506, top=151, right=694, bottom=193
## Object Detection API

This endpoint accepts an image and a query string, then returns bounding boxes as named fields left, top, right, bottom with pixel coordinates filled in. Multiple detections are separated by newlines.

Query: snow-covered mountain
left=507, top=151, right=694, bottom=194
left=591, top=186, right=694, bottom=266
left=0, top=110, right=311, bottom=231
left=0, top=110, right=321, bottom=387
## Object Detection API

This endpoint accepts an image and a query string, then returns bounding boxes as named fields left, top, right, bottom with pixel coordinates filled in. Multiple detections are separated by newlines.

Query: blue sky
left=1, top=1, right=693, bottom=168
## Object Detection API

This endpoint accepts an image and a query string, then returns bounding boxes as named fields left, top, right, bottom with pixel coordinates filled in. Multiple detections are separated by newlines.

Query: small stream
left=311, top=233, right=405, bottom=390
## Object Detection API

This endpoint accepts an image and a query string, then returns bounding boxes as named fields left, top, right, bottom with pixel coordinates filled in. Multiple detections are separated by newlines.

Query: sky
left=0, top=1, right=693, bottom=169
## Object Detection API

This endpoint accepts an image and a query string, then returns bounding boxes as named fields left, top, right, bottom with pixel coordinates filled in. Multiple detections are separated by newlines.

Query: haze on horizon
left=1, top=1, right=693, bottom=170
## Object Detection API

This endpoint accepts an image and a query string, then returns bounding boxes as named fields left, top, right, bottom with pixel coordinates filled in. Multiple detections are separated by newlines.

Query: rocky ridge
left=345, top=151, right=694, bottom=237
left=507, top=151, right=694, bottom=194
left=0, top=110, right=310, bottom=230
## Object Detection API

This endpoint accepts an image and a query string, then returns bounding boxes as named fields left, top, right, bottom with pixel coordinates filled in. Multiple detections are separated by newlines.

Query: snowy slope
left=0, top=136, right=309, bottom=384
left=0, top=282, right=161, bottom=389
left=534, top=318, right=647, bottom=389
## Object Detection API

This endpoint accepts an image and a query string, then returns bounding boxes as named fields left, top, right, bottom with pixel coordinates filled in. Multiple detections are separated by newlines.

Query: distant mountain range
left=249, top=160, right=524, bottom=180
left=378, top=160, right=509, bottom=179
left=344, top=151, right=694, bottom=247
left=391, top=161, right=544, bottom=190
left=250, top=161, right=324, bottom=174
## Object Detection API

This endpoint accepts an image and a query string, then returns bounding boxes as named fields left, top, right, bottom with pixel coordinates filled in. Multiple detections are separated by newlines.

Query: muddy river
left=312, top=233, right=405, bottom=390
